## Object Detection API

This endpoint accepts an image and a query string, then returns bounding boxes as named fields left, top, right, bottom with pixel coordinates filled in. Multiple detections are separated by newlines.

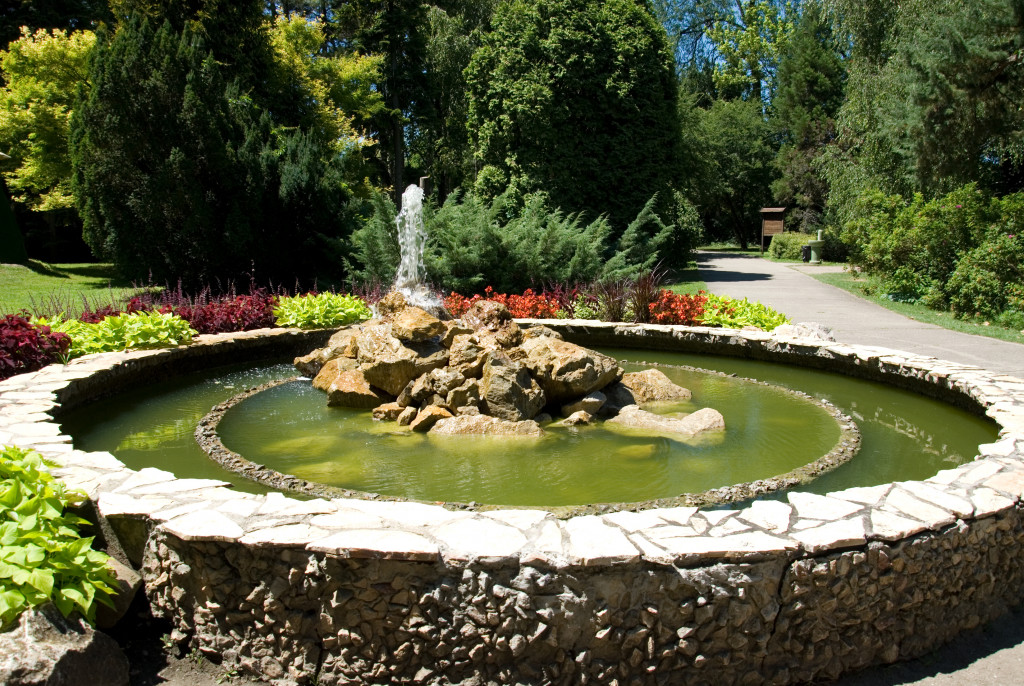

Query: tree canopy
left=465, top=0, right=682, bottom=234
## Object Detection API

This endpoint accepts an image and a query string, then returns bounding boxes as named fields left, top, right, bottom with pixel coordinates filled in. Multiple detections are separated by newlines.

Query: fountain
left=391, top=183, right=446, bottom=317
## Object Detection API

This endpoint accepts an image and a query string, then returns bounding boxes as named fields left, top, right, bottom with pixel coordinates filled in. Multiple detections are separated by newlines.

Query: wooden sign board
left=759, top=207, right=787, bottom=254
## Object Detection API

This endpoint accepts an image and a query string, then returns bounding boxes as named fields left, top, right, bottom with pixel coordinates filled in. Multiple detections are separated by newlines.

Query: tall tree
left=464, top=0, right=682, bottom=235
left=333, top=0, right=430, bottom=202
left=0, top=28, right=96, bottom=213
left=822, top=0, right=1024, bottom=227
left=407, top=1, right=497, bottom=202
left=770, top=2, right=845, bottom=231
left=70, top=11, right=366, bottom=284
left=684, top=95, right=776, bottom=248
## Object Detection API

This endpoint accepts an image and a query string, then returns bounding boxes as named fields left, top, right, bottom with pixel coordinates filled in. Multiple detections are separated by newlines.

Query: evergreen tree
left=464, top=0, right=681, bottom=237
left=70, top=13, right=360, bottom=285
left=771, top=3, right=845, bottom=231
left=0, top=0, right=110, bottom=49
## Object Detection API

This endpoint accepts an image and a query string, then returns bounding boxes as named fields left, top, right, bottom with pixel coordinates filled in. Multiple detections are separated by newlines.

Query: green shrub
left=0, top=446, right=117, bottom=628
left=38, top=311, right=197, bottom=359
left=767, top=232, right=807, bottom=260
left=699, top=293, right=791, bottom=330
left=946, top=232, right=1024, bottom=320
left=273, top=293, right=372, bottom=329
left=347, top=188, right=695, bottom=293
left=841, top=184, right=995, bottom=300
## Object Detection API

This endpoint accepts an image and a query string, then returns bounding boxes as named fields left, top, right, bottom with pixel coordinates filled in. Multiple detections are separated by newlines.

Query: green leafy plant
left=273, top=293, right=372, bottom=329
left=699, top=293, right=791, bottom=330
left=37, top=311, right=198, bottom=359
left=767, top=232, right=808, bottom=260
left=0, top=446, right=117, bottom=628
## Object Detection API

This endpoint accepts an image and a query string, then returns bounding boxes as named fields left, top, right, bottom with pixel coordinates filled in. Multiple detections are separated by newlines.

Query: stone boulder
left=448, top=334, right=488, bottom=378
left=0, top=603, right=130, bottom=686
left=561, top=410, right=593, bottom=427
left=620, top=369, right=692, bottom=403
left=356, top=324, right=449, bottom=396
left=375, top=291, right=407, bottom=318
left=560, top=391, right=606, bottom=417
left=441, top=321, right=474, bottom=348
left=390, top=306, right=446, bottom=343
left=430, top=414, right=544, bottom=436
left=479, top=354, right=545, bottom=421
left=410, top=405, right=453, bottom=432
left=372, top=402, right=405, bottom=421
left=324, top=369, right=392, bottom=408
left=94, top=558, right=142, bottom=630
left=446, top=379, right=481, bottom=411
left=401, top=368, right=466, bottom=407
left=606, top=405, right=725, bottom=437
left=520, top=336, right=621, bottom=403
left=461, top=301, right=523, bottom=348
left=294, top=326, right=360, bottom=377
left=311, top=357, right=360, bottom=393
left=521, top=324, right=563, bottom=341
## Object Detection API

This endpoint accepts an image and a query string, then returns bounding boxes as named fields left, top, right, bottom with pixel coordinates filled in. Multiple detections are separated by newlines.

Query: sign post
left=759, top=207, right=787, bottom=255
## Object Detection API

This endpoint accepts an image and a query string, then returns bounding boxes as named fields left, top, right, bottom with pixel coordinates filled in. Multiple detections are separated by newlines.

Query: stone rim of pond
left=193, top=363, right=861, bottom=518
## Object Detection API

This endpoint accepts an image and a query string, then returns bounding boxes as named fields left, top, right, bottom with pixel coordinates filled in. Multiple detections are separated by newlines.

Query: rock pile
left=295, top=293, right=724, bottom=437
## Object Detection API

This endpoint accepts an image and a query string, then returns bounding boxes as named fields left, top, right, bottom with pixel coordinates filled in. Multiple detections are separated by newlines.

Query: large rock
left=605, top=405, right=725, bottom=437
left=311, top=357, right=361, bottom=393
left=520, top=336, right=622, bottom=403
left=375, top=290, right=407, bottom=317
left=294, top=326, right=361, bottom=376
left=479, top=354, right=546, bottom=421
left=390, top=307, right=446, bottom=343
left=0, top=603, right=129, bottom=686
left=446, top=379, right=481, bottom=411
left=325, top=369, right=392, bottom=408
left=620, top=369, right=692, bottom=403
left=560, top=391, right=606, bottom=417
left=448, top=334, right=488, bottom=378
left=461, top=301, right=523, bottom=348
left=430, top=414, right=544, bottom=436
left=403, top=368, right=466, bottom=406
left=356, top=324, right=449, bottom=396
left=410, top=405, right=453, bottom=432
left=94, top=558, right=142, bottom=630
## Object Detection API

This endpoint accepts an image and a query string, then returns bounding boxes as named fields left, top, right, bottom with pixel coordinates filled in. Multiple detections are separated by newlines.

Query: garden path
left=697, top=250, right=1024, bottom=378
left=699, top=249, right=1024, bottom=686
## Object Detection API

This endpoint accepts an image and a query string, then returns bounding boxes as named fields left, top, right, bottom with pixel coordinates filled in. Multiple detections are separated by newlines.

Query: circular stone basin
left=202, top=360, right=859, bottom=511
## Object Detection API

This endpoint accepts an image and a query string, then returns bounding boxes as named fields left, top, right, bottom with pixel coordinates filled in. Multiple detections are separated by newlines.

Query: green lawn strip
left=811, top=271, right=1024, bottom=344
left=0, top=261, right=139, bottom=317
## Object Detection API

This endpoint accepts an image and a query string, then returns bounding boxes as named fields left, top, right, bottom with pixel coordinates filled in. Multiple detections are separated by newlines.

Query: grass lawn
left=811, top=270, right=1024, bottom=345
left=0, top=261, right=140, bottom=317
left=664, top=261, right=706, bottom=295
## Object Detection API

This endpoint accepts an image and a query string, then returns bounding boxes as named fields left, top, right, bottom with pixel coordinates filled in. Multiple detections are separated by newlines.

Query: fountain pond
left=59, top=346, right=996, bottom=510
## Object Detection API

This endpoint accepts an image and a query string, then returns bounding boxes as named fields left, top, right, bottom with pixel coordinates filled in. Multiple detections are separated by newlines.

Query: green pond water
left=59, top=348, right=998, bottom=507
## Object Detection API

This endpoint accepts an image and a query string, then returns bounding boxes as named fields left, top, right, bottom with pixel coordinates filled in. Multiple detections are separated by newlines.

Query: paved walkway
left=697, top=251, right=1024, bottom=378
left=699, top=250, right=1024, bottom=685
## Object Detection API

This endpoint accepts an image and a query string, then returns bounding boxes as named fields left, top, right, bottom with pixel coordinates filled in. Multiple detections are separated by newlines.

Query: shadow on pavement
left=818, top=606, right=1024, bottom=685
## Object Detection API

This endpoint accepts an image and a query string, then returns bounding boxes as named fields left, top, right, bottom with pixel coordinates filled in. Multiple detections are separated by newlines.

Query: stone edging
left=193, top=365, right=861, bottom=516
left=1, top=321, right=1023, bottom=685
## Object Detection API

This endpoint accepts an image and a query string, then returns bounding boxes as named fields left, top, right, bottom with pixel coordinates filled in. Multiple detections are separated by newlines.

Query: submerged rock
left=429, top=414, right=544, bottom=436
left=561, top=410, right=594, bottom=427
left=606, top=405, right=725, bottom=437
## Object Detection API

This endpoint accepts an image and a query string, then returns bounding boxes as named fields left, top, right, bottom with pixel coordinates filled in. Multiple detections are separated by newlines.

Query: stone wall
left=1, top=322, right=1023, bottom=685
